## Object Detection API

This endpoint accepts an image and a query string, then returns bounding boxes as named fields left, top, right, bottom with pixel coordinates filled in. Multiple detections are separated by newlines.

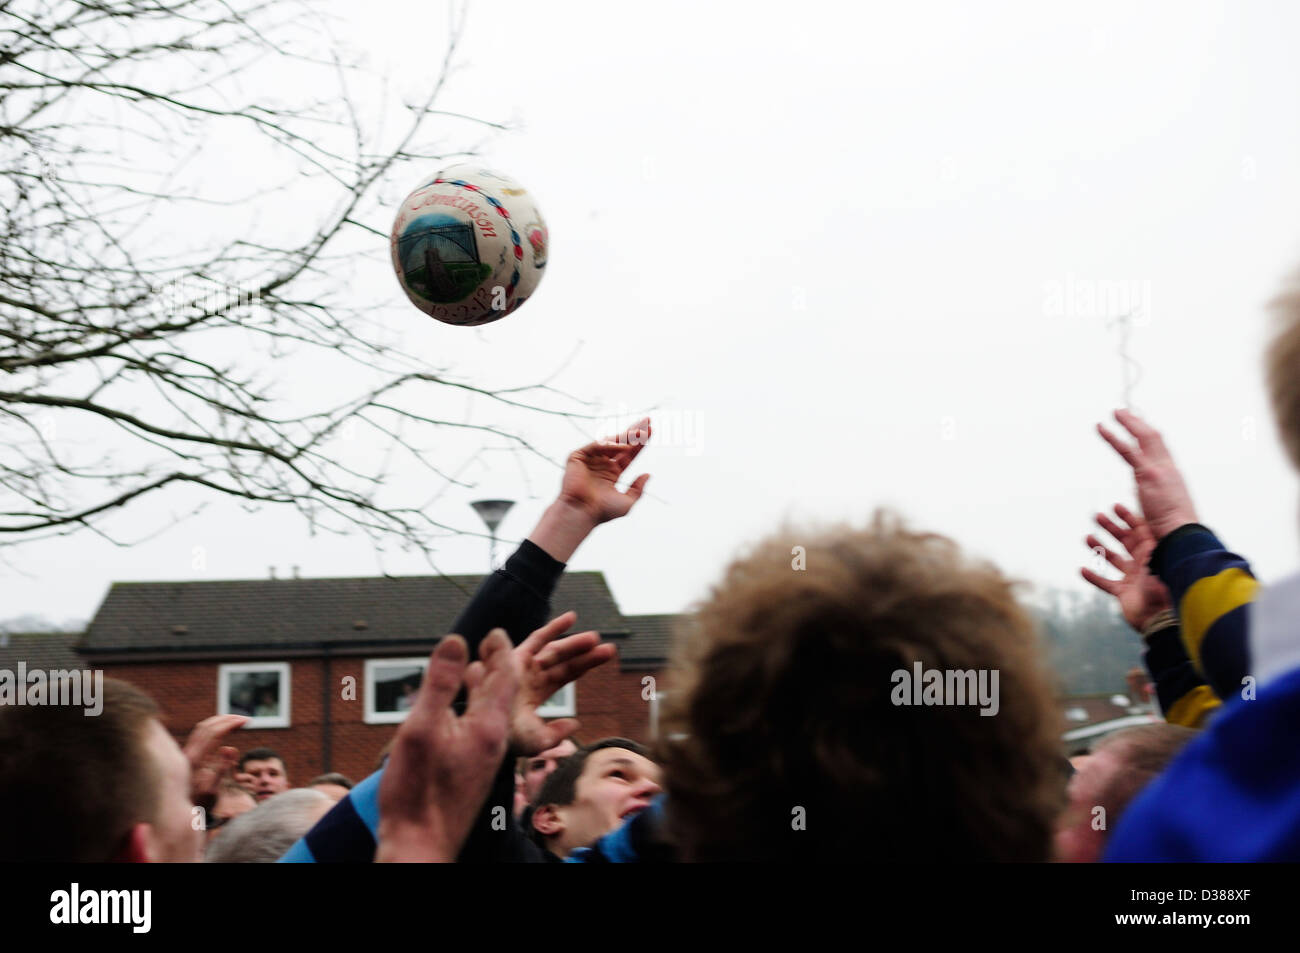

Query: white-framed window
left=365, top=658, right=429, bottom=724
left=365, top=658, right=578, bottom=722
left=536, top=683, right=575, bottom=718
left=218, top=662, right=290, bottom=728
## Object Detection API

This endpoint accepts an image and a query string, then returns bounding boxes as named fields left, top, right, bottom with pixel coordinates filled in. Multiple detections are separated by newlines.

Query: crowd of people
left=5, top=270, right=1300, bottom=863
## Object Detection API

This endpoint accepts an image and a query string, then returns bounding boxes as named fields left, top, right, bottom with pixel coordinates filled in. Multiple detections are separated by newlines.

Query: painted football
left=390, top=165, right=549, bottom=326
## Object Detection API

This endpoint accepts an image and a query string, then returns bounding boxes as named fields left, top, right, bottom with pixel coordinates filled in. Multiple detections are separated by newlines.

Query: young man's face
left=522, top=739, right=578, bottom=803
left=142, top=719, right=205, bottom=862
left=544, top=747, right=662, bottom=855
left=242, top=757, right=289, bottom=801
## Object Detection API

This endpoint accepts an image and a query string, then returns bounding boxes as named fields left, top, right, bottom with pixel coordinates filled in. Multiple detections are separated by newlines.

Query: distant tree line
left=1032, top=587, right=1143, bottom=697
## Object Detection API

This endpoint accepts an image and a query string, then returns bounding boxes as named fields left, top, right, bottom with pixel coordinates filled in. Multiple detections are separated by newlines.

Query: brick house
left=71, top=573, right=676, bottom=785
left=2, top=596, right=1147, bottom=779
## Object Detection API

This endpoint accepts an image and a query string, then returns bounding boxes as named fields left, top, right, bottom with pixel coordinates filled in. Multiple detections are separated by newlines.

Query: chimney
left=269, top=566, right=277, bottom=580
left=292, top=565, right=300, bottom=579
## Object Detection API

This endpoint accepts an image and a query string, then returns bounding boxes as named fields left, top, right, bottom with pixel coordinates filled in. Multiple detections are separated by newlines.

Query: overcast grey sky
left=6, top=0, right=1300, bottom=628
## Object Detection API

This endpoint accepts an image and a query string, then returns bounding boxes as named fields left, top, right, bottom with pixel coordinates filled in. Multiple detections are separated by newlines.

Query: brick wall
left=99, top=657, right=400, bottom=784
left=99, top=647, right=666, bottom=784
left=568, top=659, right=655, bottom=745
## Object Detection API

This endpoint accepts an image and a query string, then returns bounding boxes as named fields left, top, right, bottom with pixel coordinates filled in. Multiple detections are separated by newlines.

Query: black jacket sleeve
left=449, top=538, right=566, bottom=654
left=451, top=538, right=567, bottom=862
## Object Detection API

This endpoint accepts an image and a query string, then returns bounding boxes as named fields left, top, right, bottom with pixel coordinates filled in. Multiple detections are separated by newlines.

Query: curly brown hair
left=657, top=511, right=1066, bottom=861
left=1267, top=266, right=1300, bottom=473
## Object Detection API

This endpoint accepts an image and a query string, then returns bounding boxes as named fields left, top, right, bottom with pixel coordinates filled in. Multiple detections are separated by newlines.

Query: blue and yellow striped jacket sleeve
left=1149, top=523, right=1255, bottom=705
left=1140, top=610, right=1220, bottom=728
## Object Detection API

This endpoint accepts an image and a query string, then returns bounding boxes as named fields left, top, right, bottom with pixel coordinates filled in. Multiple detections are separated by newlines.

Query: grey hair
left=204, top=788, right=332, bottom=863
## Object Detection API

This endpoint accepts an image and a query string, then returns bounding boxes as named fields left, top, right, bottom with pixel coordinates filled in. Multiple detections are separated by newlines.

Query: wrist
left=1148, top=521, right=1213, bottom=578
left=1152, top=511, right=1199, bottom=541
left=1139, top=608, right=1178, bottom=641
left=528, top=500, right=599, bottom=563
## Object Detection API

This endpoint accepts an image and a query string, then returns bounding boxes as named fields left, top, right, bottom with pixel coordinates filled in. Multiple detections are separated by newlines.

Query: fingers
left=462, top=659, right=486, bottom=697
left=478, top=628, right=511, bottom=664
left=595, top=418, right=653, bottom=472
left=415, top=635, right=470, bottom=717
left=540, top=643, right=617, bottom=688
left=1081, top=566, right=1120, bottom=595
left=184, top=713, right=249, bottom=760
left=1114, top=409, right=1169, bottom=457
left=1114, top=502, right=1145, bottom=532
left=623, top=472, right=650, bottom=505
left=1094, top=512, right=1131, bottom=549
left=1085, top=534, right=1127, bottom=572
left=1097, top=422, right=1143, bottom=468
left=533, top=629, right=602, bottom=669
left=467, top=629, right=518, bottom=721
left=602, top=417, right=651, bottom=448
left=210, top=714, right=249, bottom=743
left=518, top=611, right=578, bottom=657
left=615, top=419, right=652, bottom=463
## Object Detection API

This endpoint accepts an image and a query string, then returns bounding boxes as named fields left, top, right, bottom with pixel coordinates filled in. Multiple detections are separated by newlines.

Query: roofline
left=80, top=630, right=631, bottom=663
left=101, top=570, right=612, bottom=587
left=619, top=657, right=668, bottom=669
left=0, top=632, right=83, bottom=638
left=81, top=640, right=445, bottom=664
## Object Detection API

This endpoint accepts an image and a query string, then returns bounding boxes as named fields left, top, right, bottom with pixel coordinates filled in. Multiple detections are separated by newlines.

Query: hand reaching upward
left=530, top=417, right=653, bottom=563
left=558, top=417, right=652, bottom=524
left=1080, top=503, right=1172, bottom=633
left=376, top=630, right=518, bottom=863
left=509, top=610, right=616, bottom=756
left=1097, top=409, right=1199, bottom=540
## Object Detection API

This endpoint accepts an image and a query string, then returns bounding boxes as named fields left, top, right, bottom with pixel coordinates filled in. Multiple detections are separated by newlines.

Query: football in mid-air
left=390, top=165, right=548, bottom=326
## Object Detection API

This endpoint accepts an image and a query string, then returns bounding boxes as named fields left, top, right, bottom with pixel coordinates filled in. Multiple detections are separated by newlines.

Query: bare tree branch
left=0, top=0, right=585, bottom=554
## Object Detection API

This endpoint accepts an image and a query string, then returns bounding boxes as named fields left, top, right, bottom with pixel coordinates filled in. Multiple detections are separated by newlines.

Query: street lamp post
left=470, top=499, right=515, bottom=571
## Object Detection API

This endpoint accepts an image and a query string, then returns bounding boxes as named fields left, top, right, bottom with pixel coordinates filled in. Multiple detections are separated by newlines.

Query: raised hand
left=182, top=713, right=248, bottom=808
left=1097, top=409, right=1199, bottom=539
left=558, top=417, right=652, bottom=524
left=509, top=610, right=615, bottom=755
left=530, top=417, right=653, bottom=562
left=1081, top=503, right=1172, bottom=632
left=376, top=630, right=519, bottom=863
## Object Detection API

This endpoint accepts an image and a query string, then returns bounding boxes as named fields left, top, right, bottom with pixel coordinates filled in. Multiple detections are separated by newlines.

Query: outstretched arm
left=280, top=419, right=652, bottom=863
left=448, top=417, right=653, bottom=665
left=528, top=417, right=651, bottom=563
left=1097, top=409, right=1255, bottom=701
